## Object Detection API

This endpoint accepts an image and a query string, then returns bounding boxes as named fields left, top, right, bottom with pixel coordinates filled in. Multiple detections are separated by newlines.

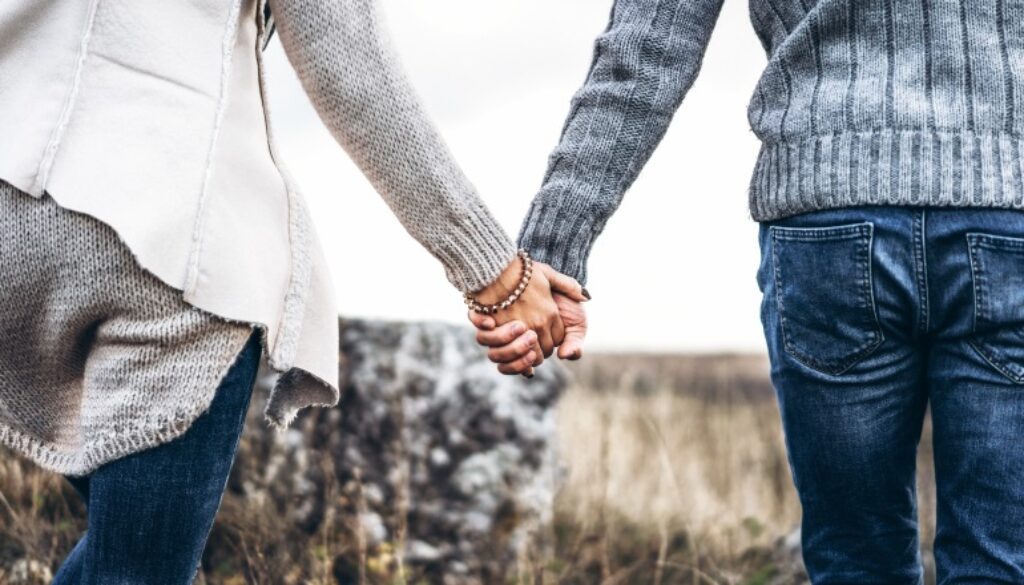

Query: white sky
left=263, top=0, right=769, bottom=353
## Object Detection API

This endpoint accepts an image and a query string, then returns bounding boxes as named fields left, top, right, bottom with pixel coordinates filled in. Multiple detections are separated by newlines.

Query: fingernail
left=581, top=288, right=592, bottom=300
left=511, top=322, right=524, bottom=335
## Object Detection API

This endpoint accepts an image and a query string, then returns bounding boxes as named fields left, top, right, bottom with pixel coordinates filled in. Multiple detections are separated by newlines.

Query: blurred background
left=0, top=2, right=941, bottom=584
left=266, top=0, right=767, bottom=353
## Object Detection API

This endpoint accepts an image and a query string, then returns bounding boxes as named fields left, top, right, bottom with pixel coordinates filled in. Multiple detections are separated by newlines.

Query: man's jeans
left=757, top=207, right=1024, bottom=584
left=51, top=328, right=261, bottom=585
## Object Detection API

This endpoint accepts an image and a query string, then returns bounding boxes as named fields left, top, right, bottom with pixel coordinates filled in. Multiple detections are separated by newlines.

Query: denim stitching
left=966, top=234, right=985, bottom=332
left=770, top=222, right=871, bottom=241
left=858, top=224, right=886, bottom=372
left=913, top=210, right=930, bottom=336
left=968, top=339, right=1024, bottom=383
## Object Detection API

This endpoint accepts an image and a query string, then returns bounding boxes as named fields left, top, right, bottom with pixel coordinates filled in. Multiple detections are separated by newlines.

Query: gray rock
left=233, top=318, right=567, bottom=584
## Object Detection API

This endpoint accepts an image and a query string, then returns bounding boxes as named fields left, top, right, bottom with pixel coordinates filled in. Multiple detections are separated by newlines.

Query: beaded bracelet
left=464, top=249, right=533, bottom=315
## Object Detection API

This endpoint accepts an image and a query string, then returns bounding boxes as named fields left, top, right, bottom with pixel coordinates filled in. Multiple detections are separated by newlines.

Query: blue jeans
left=758, top=206, right=1024, bottom=584
left=52, top=329, right=261, bottom=585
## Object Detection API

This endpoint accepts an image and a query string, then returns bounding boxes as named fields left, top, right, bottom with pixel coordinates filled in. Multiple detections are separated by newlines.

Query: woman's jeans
left=51, top=329, right=261, bottom=585
left=758, top=206, right=1024, bottom=584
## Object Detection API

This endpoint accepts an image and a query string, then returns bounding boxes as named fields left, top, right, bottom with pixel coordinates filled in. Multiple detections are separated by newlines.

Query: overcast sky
left=263, top=0, right=769, bottom=353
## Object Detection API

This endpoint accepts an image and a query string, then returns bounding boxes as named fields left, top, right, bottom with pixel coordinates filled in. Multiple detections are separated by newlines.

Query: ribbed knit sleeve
left=517, top=0, right=724, bottom=284
left=267, top=0, right=516, bottom=294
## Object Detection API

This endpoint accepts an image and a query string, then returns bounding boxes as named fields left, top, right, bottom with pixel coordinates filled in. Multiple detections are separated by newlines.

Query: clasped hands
left=467, top=255, right=589, bottom=376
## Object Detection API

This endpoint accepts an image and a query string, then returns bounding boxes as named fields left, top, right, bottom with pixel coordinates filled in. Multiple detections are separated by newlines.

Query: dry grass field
left=553, top=354, right=937, bottom=584
left=0, top=352, right=938, bottom=584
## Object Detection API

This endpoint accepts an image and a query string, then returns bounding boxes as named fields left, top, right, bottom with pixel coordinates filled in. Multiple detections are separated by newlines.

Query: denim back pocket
left=967, top=233, right=1024, bottom=384
left=770, top=222, right=884, bottom=375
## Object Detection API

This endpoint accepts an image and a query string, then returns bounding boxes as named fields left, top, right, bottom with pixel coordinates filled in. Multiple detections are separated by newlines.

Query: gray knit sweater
left=518, top=0, right=1024, bottom=284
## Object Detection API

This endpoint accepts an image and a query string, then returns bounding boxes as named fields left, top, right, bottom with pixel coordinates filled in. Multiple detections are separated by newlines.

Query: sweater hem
left=749, top=129, right=1024, bottom=222
left=0, top=323, right=338, bottom=477
left=0, top=327, right=255, bottom=477
left=517, top=200, right=598, bottom=285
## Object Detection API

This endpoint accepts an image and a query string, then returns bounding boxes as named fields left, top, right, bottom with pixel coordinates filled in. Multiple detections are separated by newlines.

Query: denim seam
left=770, top=222, right=872, bottom=241
left=769, top=223, right=885, bottom=376
left=967, top=234, right=985, bottom=332
left=967, top=340, right=1024, bottom=383
left=913, top=210, right=930, bottom=336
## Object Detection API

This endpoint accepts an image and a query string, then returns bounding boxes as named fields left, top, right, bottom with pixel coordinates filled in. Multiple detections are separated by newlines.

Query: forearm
left=268, top=0, right=516, bottom=293
left=517, top=0, right=724, bottom=284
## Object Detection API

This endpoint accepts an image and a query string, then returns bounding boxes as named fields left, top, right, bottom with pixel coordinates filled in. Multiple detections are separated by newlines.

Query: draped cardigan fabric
left=0, top=0, right=519, bottom=430
left=0, top=0, right=339, bottom=429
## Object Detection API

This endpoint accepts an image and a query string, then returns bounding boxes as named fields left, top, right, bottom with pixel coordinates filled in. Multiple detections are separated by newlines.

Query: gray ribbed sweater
left=518, top=0, right=1024, bottom=284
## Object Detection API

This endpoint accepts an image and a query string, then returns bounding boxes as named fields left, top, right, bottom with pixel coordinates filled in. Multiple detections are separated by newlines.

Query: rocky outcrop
left=228, top=318, right=567, bottom=584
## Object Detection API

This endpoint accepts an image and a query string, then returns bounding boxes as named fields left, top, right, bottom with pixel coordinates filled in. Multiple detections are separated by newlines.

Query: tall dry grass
left=546, top=353, right=936, bottom=585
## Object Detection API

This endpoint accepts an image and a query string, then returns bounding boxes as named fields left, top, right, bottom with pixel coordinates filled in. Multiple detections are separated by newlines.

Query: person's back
left=520, top=0, right=1024, bottom=283
left=474, top=1, right=1024, bottom=582
left=746, top=0, right=1024, bottom=219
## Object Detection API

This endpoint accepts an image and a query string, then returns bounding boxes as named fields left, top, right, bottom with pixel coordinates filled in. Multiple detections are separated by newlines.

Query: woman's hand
left=469, top=261, right=589, bottom=374
left=473, top=258, right=562, bottom=363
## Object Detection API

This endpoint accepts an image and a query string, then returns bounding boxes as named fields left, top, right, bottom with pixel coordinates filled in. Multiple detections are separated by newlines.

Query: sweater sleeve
left=516, top=0, right=725, bottom=285
left=266, top=0, right=517, bottom=294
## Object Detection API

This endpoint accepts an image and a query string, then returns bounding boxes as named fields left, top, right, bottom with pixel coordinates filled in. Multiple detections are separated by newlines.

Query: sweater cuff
left=438, top=200, right=518, bottom=294
left=516, top=200, right=598, bottom=285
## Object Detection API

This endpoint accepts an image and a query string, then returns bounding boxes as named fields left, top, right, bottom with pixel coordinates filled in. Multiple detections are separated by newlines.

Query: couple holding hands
left=6, top=0, right=1024, bottom=581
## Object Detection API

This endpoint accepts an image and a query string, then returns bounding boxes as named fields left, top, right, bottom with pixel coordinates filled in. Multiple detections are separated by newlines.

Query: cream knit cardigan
left=0, top=0, right=516, bottom=428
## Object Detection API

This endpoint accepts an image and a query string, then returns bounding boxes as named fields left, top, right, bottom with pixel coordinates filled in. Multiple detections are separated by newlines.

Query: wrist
left=465, top=250, right=533, bottom=314
left=475, top=255, right=522, bottom=305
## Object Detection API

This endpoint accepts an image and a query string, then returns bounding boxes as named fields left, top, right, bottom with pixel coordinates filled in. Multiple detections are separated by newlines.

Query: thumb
left=467, top=310, right=496, bottom=331
left=553, top=293, right=588, bottom=360
left=557, top=327, right=586, bottom=360
left=540, top=263, right=589, bottom=302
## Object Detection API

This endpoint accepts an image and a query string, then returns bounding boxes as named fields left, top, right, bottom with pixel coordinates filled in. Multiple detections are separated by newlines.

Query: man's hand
left=552, top=292, right=587, bottom=361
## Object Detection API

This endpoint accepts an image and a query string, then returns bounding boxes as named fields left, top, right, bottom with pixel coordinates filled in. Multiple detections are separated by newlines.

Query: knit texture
left=518, top=0, right=1024, bottom=284
left=268, top=0, right=518, bottom=293
left=0, top=180, right=258, bottom=476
